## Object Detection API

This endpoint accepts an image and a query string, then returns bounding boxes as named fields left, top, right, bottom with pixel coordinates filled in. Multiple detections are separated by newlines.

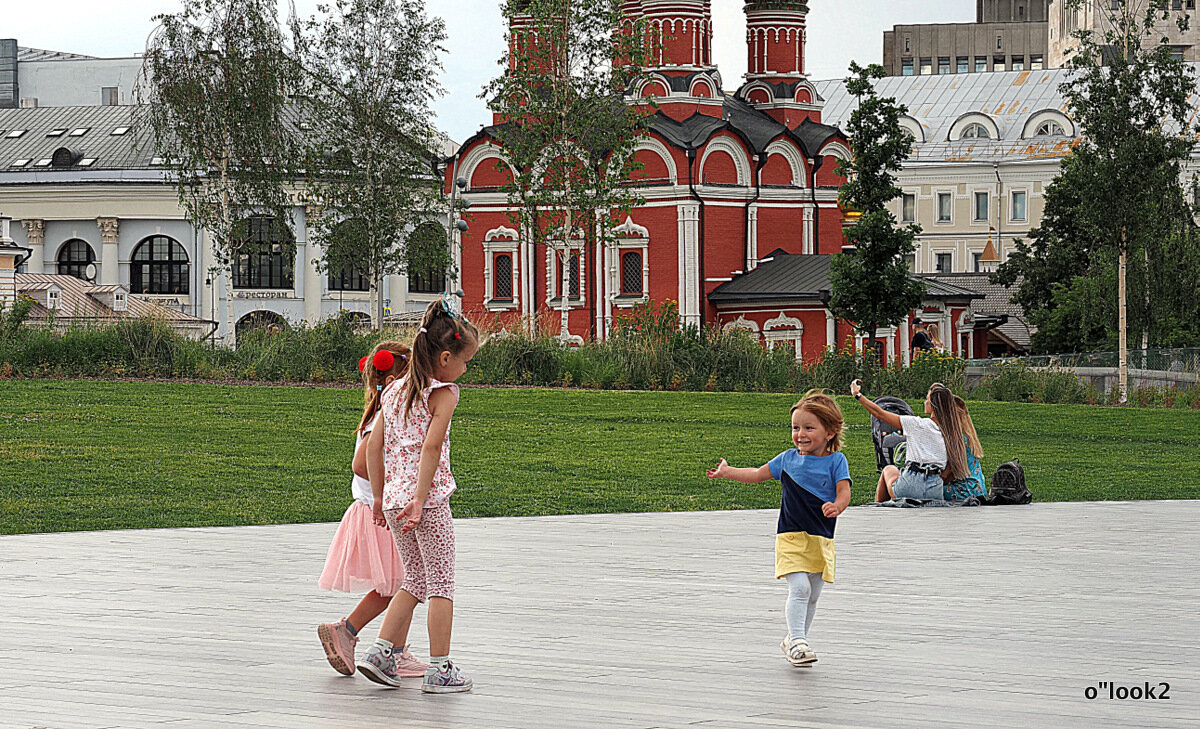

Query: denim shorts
left=893, top=467, right=945, bottom=500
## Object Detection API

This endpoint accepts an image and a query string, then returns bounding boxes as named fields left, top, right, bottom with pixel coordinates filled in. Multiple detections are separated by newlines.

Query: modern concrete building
left=0, top=40, right=143, bottom=108
left=1049, top=0, right=1200, bottom=67
left=883, top=0, right=1049, bottom=77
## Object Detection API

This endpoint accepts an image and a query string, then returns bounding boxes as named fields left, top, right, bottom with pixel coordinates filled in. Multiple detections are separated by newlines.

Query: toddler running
left=707, top=390, right=852, bottom=667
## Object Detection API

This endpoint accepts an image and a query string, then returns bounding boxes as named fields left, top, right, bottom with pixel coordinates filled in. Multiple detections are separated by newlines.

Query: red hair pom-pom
left=358, top=355, right=368, bottom=371
left=373, top=350, right=395, bottom=371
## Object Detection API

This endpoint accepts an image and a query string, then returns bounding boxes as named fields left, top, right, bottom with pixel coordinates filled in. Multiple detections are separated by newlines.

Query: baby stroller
left=871, top=396, right=914, bottom=472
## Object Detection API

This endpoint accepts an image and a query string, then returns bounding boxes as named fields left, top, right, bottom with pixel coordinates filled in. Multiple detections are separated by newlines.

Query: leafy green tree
left=828, top=62, right=925, bottom=362
left=484, top=0, right=654, bottom=341
left=994, top=0, right=1199, bottom=401
left=139, top=0, right=298, bottom=345
left=292, top=0, right=447, bottom=329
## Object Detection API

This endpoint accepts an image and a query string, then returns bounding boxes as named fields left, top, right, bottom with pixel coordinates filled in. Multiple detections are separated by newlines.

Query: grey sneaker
left=357, top=644, right=402, bottom=687
left=421, top=660, right=474, bottom=693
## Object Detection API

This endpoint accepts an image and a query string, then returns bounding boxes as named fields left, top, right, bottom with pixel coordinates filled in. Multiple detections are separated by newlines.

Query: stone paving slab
left=1, top=501, right=1198, bottom=728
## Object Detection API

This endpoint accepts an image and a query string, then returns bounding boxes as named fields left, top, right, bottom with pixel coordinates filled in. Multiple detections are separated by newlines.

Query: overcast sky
left=5, top=0, right=975, bottom=142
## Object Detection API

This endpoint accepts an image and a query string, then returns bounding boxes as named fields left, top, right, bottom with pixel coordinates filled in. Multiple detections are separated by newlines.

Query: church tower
left=737, top=1, right=823, bottom=128
left=634, top=0, right=722, bottom=118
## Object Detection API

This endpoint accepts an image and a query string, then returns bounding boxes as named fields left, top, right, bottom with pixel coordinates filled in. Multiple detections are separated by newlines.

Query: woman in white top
left=849, top=380, right=971, bottom=502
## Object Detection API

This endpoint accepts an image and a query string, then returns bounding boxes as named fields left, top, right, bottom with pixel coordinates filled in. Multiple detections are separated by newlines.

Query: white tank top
left=350, top=424, right=375, bottom=506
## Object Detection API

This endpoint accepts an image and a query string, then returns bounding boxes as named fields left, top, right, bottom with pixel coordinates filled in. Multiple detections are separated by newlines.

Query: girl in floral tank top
left=359, top=298, right=480, bottom=695
left=380, top=376, right=458, bottom=511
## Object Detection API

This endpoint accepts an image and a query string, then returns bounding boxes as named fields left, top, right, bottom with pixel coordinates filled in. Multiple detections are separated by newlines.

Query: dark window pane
left=495, top=254, right=512, bottom=298
left=622, top=251, right=642, bottom=294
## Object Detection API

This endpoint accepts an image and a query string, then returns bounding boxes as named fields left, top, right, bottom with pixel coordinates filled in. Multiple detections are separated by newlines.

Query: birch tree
left=139, top=0, right=297, bottom=345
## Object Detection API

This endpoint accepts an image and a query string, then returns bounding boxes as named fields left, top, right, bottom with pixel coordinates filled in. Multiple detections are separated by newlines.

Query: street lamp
left=446, top=175, right=469, bottom=296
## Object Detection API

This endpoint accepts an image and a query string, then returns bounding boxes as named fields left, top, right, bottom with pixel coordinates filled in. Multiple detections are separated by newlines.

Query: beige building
left=883, top=0, right=1049, bottom=77
left=1049, top=0, right=1200, bottom=67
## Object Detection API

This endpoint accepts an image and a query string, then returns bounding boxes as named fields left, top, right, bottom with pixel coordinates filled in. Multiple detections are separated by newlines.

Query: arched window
left=567, top=254, right=580, bottom=297
left=407, top=221, right=448, bottom=294
left=56, top=239, right=95, bottom=280
left=621, top=251, right=642, bottom=295
left=131, top=235, right=189, bottom=294
left=495, top=254, right=513, bottom=299
left=961, top=123, right=991, bottom=139
left=1035, top=121, right=1065, bottom=136
left=232, top=217, right=294, bottom=289
left=235, top=310, right=289, bottom=337
left=324, top=219, right=371, bottom=291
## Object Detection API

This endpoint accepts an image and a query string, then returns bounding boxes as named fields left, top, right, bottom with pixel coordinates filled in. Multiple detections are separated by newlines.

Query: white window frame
left=483, top=226, right=520, bottom=311
left=935, top=251, right=953, bottom=273
left=547, top=240, right=586, bottom=308
left=1010, top=189, right=1028, bottom=222
left=936, top=192, right=953, bottom=224
left=901, top=192, right=916, bottom=223
left=763, top=313, right=804, bottom=360
left=608, top=217, right=650, bottom=308
left=973, top=191, right=988, bottom=222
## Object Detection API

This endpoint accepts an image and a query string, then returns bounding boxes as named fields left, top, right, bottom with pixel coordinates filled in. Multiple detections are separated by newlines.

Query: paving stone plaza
left=2, top=501, right=1197, bottom=728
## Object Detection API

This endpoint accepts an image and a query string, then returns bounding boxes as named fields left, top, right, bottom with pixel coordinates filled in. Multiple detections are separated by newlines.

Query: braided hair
left=403, top=298, right=479, bottom=422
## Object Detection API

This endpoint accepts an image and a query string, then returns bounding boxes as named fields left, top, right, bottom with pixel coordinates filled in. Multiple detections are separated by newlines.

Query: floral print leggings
left=384, top=504, right=456, bottom=602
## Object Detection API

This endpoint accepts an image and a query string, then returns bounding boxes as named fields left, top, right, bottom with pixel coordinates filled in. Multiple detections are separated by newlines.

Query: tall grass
left=4, top=298, right=1195, bottom=406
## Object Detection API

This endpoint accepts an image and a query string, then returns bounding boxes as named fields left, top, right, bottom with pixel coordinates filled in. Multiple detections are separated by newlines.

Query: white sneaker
left=780, top=636, right=817, bottom=667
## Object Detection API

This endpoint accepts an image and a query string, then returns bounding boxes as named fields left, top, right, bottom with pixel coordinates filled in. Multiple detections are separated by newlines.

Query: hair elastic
left=453, top=332, right=461, bottom=340
left=372, top=350, right=395, bottom=371
left=376, top=385, right=383, bottom=391
left=419, top=327, right=427, bottom=334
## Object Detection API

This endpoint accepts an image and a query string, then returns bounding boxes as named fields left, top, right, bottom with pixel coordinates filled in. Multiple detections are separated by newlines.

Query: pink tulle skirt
left=318, top=501, right=403, bottom=595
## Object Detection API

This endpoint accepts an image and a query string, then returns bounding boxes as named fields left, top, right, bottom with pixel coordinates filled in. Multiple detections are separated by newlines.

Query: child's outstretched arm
left=822, top=478, right=852, bottom=517
left=398, top=387, right=457, bottom=534
left=366, top=411, right=387, bottom=528
left=706, top=459, right=772, bottom=483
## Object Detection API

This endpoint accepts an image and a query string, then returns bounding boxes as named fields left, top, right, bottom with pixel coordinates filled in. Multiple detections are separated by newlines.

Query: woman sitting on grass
left=849, top=380, right=970, bottom=502
left=943, top=396, right=987, bottom=501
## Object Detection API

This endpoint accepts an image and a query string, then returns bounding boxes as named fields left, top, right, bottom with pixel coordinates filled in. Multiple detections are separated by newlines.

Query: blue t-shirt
left=767, top=450, right=852, bottom=539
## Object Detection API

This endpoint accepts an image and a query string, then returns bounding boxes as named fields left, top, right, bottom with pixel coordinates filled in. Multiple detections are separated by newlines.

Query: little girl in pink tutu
left=317, top=342, right=428, bottom=678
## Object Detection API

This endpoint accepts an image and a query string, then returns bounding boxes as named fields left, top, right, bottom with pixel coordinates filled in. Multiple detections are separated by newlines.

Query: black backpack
left=982, top=459, right=1032, bottom=505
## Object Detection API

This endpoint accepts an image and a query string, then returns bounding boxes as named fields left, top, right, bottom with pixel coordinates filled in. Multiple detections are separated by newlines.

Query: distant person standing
left=911, top=318, right=933, bottom=352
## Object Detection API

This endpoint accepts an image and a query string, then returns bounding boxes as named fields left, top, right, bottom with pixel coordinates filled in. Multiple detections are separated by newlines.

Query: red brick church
left=446, top=0, right=982, bottom=363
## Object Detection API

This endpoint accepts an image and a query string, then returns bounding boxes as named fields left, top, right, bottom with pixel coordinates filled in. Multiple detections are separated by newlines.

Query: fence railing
left=967, top=348, right=1200, bottom=376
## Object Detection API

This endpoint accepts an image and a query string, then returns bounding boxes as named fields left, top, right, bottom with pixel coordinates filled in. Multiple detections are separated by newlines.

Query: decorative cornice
left=96, top=217, right=119, bottom=243
left=21, top=219, right=45, bottom=244
left=613, top=216, right=650, bottom=238
left=485, top=225, right=520, bottom=242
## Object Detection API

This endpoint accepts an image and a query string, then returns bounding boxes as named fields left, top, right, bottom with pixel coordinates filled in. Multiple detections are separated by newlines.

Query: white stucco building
left=0, top=103, right=456, bottom=342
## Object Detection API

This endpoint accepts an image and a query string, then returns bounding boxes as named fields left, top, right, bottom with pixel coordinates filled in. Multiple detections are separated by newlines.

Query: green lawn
left=2, top=379, right=1198, bottom=535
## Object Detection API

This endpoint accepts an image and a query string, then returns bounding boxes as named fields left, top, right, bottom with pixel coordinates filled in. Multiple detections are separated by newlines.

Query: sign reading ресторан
left=234, top=291, right=293, bottom=299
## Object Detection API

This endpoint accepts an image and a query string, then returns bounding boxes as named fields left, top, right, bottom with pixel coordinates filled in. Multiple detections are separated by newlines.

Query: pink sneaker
left=318, top=619, right=358, bottom=675
left=394, top=645, right=430, bottom=677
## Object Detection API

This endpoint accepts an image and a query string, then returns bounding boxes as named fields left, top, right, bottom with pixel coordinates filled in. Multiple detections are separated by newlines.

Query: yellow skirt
left=775, top=531, right=836, bottom=583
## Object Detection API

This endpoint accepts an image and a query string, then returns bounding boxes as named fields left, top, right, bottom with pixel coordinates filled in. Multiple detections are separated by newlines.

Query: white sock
left=430, top=654, right=450, bottom=670
left=374, top=638, right=394, bottom=653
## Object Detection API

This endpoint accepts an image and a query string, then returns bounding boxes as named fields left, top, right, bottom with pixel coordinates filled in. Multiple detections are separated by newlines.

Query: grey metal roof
left=16, top=46, right=97, bottom=62
left=924, top=272, right=1033, bottom=347
left=814, top=67, right=1090, bottom=163
left=707, top=252, right=833, bottom=304
left=919, top=275, right=984, bottom=300
left=0, top=105, right=150, bottom=174
left=709, top=253, right=986, bottom=305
